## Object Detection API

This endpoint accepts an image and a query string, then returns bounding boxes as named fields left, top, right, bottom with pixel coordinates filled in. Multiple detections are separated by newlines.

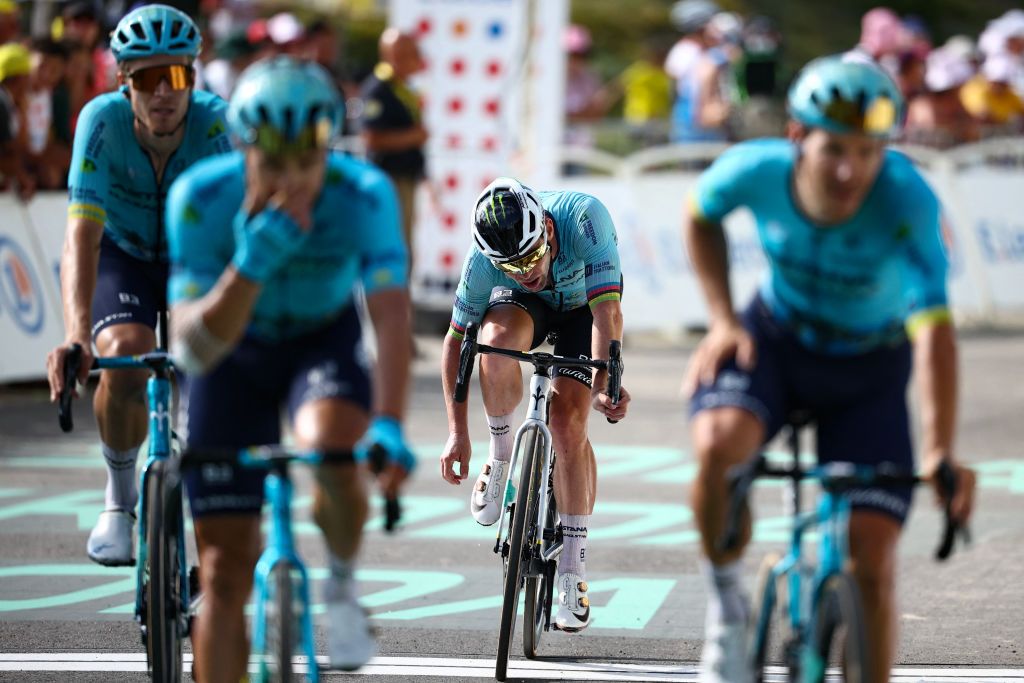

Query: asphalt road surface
left=1, top=331, right=1022, bottom=682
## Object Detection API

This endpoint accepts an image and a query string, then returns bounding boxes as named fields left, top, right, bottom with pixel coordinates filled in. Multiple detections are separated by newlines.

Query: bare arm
left=441, top=332, right=470, bottom=434
left=913, top=321, right=958, bottom=468
left=589, top=299, right=623, bottom=393
left=685, top=212, right=737, bottom=326
left=364, top=288, right=412, bottom=420
left=696, top=61, right=731, bottom=129
left=170, top=266, right=262, bottom=361
left=60, top=216, right=104, bottom=345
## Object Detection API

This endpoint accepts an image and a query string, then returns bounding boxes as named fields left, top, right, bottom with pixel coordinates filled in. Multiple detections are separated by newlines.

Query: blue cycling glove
left=232, top=206, right=308, bottom=282
left=356, top=416, right=417, bottom=474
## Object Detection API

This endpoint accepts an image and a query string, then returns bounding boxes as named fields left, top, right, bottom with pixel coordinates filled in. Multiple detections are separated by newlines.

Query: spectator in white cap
left=905, top=47, right=979, bottom=148
left=961, top=52, right=1024, bottom=129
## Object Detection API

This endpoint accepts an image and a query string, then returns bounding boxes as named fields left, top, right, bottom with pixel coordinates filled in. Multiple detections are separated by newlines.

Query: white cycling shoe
left=86, top=509, right=136, bottom=567
left=470, top=459, right=508, bottom=526
left=325, top=577, right=377, bottom=671
left=699, top=605, right=753, bottom=683
left=553, top=572, right=591, bottom=633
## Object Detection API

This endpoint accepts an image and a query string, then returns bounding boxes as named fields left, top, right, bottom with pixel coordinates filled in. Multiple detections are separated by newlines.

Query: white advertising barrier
left=0, top=195, right=65, bottom=383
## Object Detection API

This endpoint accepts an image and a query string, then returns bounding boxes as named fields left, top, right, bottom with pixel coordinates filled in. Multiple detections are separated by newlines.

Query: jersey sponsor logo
left=80, top=158, right=97, bottom=173
left=85, top=120, right=105, bottom=157
left=183, top=203, right=201, bottom=224
left=206, top=120, right=226, bottom=139
left=0, top=236, right=45, bottom=335
left=581, top=216, right=597, bottom=246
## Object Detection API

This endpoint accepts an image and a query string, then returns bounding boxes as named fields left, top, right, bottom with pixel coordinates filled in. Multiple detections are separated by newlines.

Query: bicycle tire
left=145, top=459, right=184, bottom=683
left=495, top=427, right=541, bottom=682
left=809, top=572, right=869, bottom=683
left=261, top=561, right=297, bottom=682
left=523, top=469, right=556, bottom=659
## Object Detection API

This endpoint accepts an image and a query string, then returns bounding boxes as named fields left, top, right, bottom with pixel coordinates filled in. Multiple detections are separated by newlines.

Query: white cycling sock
left=101, top=443, right=140, bottom=513
left=558, top=514, right=589, bottom=577
left=486, top=413, right=515, bottom=463
left=324, top=553, right=356, bottom=602
left=701, top=558, right=748, bottom=625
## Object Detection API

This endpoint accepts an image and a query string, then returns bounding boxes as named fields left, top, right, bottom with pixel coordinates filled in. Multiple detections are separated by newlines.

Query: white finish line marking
left=0, top=655, right=1022, bottom=681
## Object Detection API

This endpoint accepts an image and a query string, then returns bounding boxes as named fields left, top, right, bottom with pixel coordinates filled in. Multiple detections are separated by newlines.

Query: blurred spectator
left=26, top=38, right=71, bottom=189
left=266, top=12, right=305, bottom=56
left=304, top=18, right=361, bottom=132
left=202, top=28, right=259, bottom=100
left=851, top=6, right=908, bottom=78
left=690, top=11, right=743, bottom=140
left=60, top=39, right=94, bottom=134
left=732, top=15, right=786, bottom=139
left=905, top=48, right=979, bottom=148
left=610, top=35, right=673, bottom=143
left=961, top=53, right=1024, bottom=131
left=564, top=25, right=609, bottom=126
left=664, top=0, right=723, bottom=142
left=56, top=1, right=116, bottom=105
left=979, top=10, right=1024, bottom=95
left=0, top=0, right=19, bottom=44
left=360, top=28, right=427, bottom=275
left=0, top=43, right=35, bottom=201
left=896, top=47, right=927, bottom=99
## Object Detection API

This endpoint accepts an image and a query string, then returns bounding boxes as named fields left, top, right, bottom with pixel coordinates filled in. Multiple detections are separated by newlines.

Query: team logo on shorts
left=717, top=370, right=750, bottom=392
left=0, top=236, right=44, bottom=335
left=490, top=288, right=513, bottom=301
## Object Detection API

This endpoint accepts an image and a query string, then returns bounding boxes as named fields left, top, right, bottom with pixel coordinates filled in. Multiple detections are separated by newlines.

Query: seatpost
left=789, top=423, right=802, bottom=514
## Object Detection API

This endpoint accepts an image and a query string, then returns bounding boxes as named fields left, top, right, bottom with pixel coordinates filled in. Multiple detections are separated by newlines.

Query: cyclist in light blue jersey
left=683, top=55, right=977, bottom=683
left=167, top=56, right=414, bottom=679
left=45, top=4, right=231, bottom=568
left=440, top=177, right=631, bottom=633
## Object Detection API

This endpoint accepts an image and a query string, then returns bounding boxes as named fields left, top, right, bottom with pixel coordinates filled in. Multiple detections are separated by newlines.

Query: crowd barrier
left=2, top=139, right=1023, bottom=382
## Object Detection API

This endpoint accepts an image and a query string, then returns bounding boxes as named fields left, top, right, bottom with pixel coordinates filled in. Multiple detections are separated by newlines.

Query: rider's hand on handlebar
left=592, top=385, right=630, bottom=422
left=356, top=416, right=416, bottom=499
left=925, top=458, right=976, bottom=527
left=46, top=339, right=93, bottom=402
left=440, top=431, right=472, bottom=485
left=682, top=320, right=756, bottom=397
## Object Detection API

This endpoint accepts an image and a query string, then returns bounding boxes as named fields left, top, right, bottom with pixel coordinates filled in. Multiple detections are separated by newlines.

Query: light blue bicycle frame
left=93, top=354, right=190, bottom=641
left=244, top=450, right=321, bottom=683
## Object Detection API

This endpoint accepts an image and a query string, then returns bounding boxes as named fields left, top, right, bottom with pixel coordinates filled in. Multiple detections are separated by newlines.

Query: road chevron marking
left=0, top=655, right=1021, bottom=681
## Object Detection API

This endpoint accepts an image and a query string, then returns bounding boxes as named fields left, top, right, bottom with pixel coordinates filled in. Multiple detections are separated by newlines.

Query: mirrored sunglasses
left=127, top=64, right=194, bottom=93
left=495, top=240, right=549, bottom=275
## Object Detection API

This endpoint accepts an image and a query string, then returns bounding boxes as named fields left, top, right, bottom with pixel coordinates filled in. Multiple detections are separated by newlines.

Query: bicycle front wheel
left=144, top=459, right=184, bottom=683
left=809, top=572, right=869, bottom=683
left=523, top=469, right=556, bottom=659
left=495, top=427, right=542, bottom=682
left=260, top=561, right=297, bottom=682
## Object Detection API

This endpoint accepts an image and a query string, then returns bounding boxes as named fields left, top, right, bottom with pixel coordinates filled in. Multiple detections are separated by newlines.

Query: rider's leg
left=848, top=508, right=902, bottom=683
left=549, top=376, right=596, bottom=631
left=469, top=305, right=536, bottom=523
left=192, top=515, right=261, bottom=683
left=93, top=323, right=156, bottom=510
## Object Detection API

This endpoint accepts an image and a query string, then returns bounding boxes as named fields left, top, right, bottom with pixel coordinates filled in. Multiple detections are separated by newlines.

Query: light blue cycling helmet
left=227, top=56, right=344, bottom=153
left=110, top=4, right=201, bottom=63
left=787, top=54, right=905, bottom=139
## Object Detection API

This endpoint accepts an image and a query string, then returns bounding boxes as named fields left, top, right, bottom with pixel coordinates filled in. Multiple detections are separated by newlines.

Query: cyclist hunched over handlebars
left=439, top=177, right=631, bottom=633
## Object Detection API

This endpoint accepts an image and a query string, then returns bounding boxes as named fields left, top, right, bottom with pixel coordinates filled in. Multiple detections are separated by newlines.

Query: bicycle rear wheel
left=260, top=561, right=297, bottom=682
left=495, top=427, right=541, bottom=682
left=144, top=459, right=184, bottom=682
left=809, top=572, right=869, bottom=683
left=750, top=553, right=800, bottom=683
left=523, top=466, right=556, bottom=659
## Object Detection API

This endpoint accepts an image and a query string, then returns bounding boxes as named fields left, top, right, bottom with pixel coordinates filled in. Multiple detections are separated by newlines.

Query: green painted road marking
left=0, top=491, right=103, bottom=531
left=0, top=564, right=134, bottom=612
left=0, top=563, right=673, bottom=630
left=375, top=576, right=676, bottom=630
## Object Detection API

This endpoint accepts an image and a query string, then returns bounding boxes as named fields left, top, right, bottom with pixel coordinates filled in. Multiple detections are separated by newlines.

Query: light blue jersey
left=68, top=87, right=232, bottom=261
left=449, top=190, right=623, bottom=338
left=692, top=138, right=949, bottom=354
left=167, top=151, right=408, bottom=342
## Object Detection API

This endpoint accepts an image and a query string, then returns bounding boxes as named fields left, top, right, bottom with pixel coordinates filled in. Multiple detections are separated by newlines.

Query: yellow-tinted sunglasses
left=495, top=240, right=549, bottom=275
left=127, top=64, right=194, bottom=93
left=822, top=95, right=898, bottom=135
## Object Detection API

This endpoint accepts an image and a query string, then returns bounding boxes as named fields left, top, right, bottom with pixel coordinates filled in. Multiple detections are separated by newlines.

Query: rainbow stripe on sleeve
left=587, top=282, right=622, bottom=308
left=448, top=319, right=467, bottom=340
